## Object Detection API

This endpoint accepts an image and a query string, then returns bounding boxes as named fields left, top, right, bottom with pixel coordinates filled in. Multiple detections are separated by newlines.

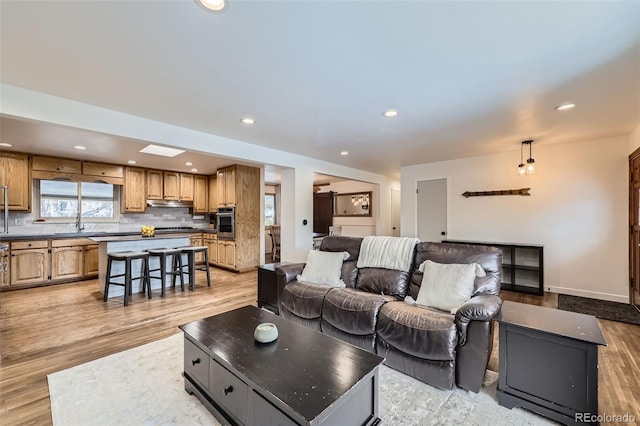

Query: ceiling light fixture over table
left=383, top=109, right=398, bottom=118
left=241, top=117, right=255, bottom=125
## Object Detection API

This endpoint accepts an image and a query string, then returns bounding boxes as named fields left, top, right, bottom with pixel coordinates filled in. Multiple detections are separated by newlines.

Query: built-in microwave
left=216, top=207, right=235, bottom=239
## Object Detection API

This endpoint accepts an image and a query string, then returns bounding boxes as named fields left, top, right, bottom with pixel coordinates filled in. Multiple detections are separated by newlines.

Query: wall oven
left=216, top=207, right=235, bottom=239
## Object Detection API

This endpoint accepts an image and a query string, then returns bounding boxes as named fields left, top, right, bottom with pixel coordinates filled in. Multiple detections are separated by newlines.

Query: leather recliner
left=276, top=237, right=502, bottom=393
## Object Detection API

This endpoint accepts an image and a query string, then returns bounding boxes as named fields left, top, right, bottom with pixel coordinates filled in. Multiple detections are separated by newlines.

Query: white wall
left=401, top=135, right=629, bottom=302
left=631, top=122, right=640, bottom=153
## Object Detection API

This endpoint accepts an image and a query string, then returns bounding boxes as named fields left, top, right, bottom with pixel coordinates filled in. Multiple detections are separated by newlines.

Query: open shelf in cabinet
left=443, top=240, right=544, bottom=295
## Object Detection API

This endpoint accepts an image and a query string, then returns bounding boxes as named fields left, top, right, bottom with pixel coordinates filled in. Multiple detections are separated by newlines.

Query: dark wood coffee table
left=180, top=305, right=384, bottom=425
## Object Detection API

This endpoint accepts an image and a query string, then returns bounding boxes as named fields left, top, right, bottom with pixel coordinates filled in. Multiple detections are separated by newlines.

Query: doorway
left=391, top=189, right=401, bottom=237
left=630, top=148, right=640, bottom=307
left=417, top=178, right=447, bottom=242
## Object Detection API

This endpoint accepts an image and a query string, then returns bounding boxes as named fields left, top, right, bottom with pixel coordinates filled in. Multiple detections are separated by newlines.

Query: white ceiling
left=1, top=1, right=639, bottom=178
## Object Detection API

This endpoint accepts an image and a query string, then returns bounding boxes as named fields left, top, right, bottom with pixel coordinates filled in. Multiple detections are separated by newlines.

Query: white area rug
left=48, top=333, right=553, bottom=425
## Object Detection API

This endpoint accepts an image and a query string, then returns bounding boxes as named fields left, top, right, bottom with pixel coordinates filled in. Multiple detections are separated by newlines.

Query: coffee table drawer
left=184, top=339, right=209, bottom=390
left=210, top=359, right=249, bottom=424
left=252, top=390, right=297, bottom=426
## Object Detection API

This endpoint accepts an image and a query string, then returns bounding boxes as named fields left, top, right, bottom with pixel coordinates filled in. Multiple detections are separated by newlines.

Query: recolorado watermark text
left=575, top=413, right=636, bottom=423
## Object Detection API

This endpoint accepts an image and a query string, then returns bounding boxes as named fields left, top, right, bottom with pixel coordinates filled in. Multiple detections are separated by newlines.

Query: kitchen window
left=265, top=194, right=276, bottom=226
left=38, top=180, right=119, bottom=221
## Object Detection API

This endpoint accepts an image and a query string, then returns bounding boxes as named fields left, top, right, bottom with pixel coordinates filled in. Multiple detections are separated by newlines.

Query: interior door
left=313, top=192, right=333, bottom=234
left=417, top=178, right=447, bottom=242
left=630, top=149, right=640, bottom=306
left=391, top=189, right=401, bottom=237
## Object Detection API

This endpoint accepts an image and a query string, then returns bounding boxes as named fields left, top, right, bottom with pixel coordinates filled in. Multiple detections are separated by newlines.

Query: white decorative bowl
left=254, top=323, right=278, bottom=343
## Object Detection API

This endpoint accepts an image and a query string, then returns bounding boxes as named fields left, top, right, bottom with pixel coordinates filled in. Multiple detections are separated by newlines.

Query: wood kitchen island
left=90, top=234, right=192, bottom=298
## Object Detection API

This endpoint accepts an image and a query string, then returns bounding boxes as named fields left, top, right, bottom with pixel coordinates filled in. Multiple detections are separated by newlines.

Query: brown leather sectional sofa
left=275, top=236, right=503, bottom=393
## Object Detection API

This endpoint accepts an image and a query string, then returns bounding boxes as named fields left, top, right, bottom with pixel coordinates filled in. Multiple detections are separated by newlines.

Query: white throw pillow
left=415, top=260, right=486, bottom=314
left=296, top=250, right=350, bottom=287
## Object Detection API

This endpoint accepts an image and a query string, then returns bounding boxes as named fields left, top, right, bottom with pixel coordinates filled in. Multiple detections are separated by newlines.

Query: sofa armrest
left=455, top=294, right=502, bottom=345
left=275, top=263, right=305, bottom=284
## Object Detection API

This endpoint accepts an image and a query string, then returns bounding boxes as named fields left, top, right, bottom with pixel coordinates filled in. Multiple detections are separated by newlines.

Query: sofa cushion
left=356, top=268, right=410, bottom=299
left=322, top=288, right=395, bottom=336
left=280, top=281, right=334, bottom=321
left=376, top=301, right=457, bottom=361
left=416, top=260, right=486, bottom=314
left=297, top=249, right=349, bottom=287
left=409, top=242, right=502, bottom=299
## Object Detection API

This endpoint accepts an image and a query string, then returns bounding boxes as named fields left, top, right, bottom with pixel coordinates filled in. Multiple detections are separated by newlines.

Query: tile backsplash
left=5, top=207, right=210, bottom=236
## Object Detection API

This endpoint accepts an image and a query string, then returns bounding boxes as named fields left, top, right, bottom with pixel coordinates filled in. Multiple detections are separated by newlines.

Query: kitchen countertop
left=0, top=228, right=216, bottom=242
left=90, top=233, right=194, bottom=243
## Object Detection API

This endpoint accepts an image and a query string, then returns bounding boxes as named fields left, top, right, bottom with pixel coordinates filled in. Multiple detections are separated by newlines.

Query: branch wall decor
left=462, top=188, right=531, bottom=198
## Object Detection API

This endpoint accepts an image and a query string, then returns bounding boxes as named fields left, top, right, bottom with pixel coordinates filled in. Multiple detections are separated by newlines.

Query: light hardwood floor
left=1, top=272, right=639, bottom=425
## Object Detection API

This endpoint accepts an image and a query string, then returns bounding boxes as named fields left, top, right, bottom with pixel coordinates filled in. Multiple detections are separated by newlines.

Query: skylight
left=139, top=144, right=185, bottom=157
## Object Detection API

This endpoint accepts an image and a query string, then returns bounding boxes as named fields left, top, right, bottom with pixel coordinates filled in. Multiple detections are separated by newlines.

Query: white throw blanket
left=357, top=236, right=419, bottom=272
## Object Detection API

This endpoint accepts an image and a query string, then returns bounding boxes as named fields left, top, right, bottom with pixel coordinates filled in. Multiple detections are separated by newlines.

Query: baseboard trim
left=547, top=286, right=629, bottom=304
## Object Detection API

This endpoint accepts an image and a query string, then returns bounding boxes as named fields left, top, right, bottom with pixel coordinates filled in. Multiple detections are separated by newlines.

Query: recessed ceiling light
left=241, top=117, right=255, bottom=125
left=127, top=160, right=137, bottom=164
left=383, top=109, right=398, bottom=118
left=196, top=0, right=226, bottom=12
left=0, top=143, right=12, bottom=147
left=191, top=168, right=198, bottom=172
left=139, top=144, right=185, bottom=157
left=74, top=145, right=86, bottom=150
left=555, top=103, right=576, bottom=111
left=185, top=162, right=193, bottom=166
left=340, top=151, right=349, bottom=156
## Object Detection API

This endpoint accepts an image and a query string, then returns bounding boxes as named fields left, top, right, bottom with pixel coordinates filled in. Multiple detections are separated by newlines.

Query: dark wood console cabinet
left=497, top=301, right=607, bottom=425
left=257, top=262, right=288, bottom=314
left=444, top=240, right=544, bottom=295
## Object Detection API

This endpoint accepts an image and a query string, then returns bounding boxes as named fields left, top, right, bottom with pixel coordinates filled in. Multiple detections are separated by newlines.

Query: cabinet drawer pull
left=191, top=358, right=200, bottom=366
left=224, top=385, right=233, bottom=395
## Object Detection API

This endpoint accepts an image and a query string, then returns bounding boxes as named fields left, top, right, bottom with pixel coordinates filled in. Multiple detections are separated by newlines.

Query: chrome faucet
left=75, top=213, right=85, bottom=232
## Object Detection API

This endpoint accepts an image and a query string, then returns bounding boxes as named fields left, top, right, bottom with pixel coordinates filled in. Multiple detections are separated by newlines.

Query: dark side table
left=497, top=301, right=607, bottom=425
left=257, top=262, right=289, bottom=314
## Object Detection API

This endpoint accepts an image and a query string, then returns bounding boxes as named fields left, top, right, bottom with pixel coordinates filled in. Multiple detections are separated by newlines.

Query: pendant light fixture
left=518, top=140, right=535, bottom=175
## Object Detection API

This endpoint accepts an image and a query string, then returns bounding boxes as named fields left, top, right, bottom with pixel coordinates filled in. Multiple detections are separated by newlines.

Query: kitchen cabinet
left=217, top=240, right=236, bottom=270
left=51, top=246, right=84, bottom=281
left=217, top=166, right=236, bottom=207
left=213, top=165, right=260, bottom=271
left=151, top=171, right=194, bottom=202
left=82, top=161, right=124, bottom=179
left=0, top=250, right=10, bottom=287
left=147, top=170, right=164, bottom=200
left=10, top=240, right=50, bottom=286
left=163, top=172, right=180, bottom=200
left=180, top=173, right=194, bottom=201
left=0, top=152, right=31, bottom=211
left=203, top=233, right=217, bottom=265
left=190, top=234, right=204, bottom=264
left=193, top=175, right=208, bottom=213
left=32, top=156, right=82, bottom=174
left=122, top=167, right=147, bottom=213
left=51, top=238, right=96, bottom=281
left=84, top=244, right=99, bottom=276
left=208, top=175, right=217, bottom=212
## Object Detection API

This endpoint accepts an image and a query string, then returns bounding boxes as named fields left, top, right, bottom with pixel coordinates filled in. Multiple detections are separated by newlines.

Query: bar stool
left=179, top=246, right=211, bottom=291
left=103, top=251, right=151, bottom=306
left=146, top=248, right=185, bottom=297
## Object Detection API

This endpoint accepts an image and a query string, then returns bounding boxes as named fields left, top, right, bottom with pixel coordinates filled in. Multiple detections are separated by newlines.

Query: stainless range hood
left=146, top=199, right=194, bottom=208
